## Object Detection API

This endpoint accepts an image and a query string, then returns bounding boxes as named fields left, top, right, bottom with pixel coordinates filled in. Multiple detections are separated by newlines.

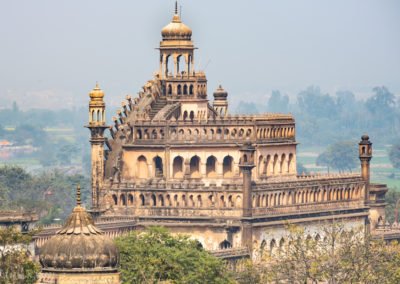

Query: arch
left=166, top=194, right=172, bottom=207
left=139, top=194, right=145, bottom=206
left=167, top=84, right=172, bottom=95
left=137, top=156, right=148, bottom=179
left=190, top=156, right=201, bottom=178
left=183, top=111, right=188, bottom=121
left=273, top=154, right=279, bottom=175
left=270, top=239, right=276, bottom=255
left=206, top=156, right=217, bottom=178
left=173, top=156, right=184, bottom=178
left=219, top=240, right=232, bottom=250
left=112, top=194, right=118, bottom=206
left=120, top=194, right=126, bottom=206
left=219, top=195, right=226, bottom=207
left=151, top=194, right=156, bottom=206
left=136, top=129, right=142, bottom=139
left=189, top=111, right=195, bottom=122
left=189, top=84, right=194, bottom=95
left=154, top=156, right=163, bottom=177
left=151, top=129, right=157, bottom=139
left=97, top=110, right=101, bottom=122
left=158, top=194, right=164, bottom=206
left=197, top=195, right=202, bottom=207
left=239, top=128, right=244, bottom=137
left=280, top=154, right=287, bottom=174
left=258, top=155, right=265, bottom=177
left=288, top=153, right=294, bottom=173
left=235, top=196, right=242, bottom=208
left=223, top=156, right=233, bottom=178
left=128, top=194, right=134, bottom=205
left=173, top=194, right=178, bottom=207
left=183, top=84, right=188, bottom=95
left=177, top=84, right=182, bottom=95
left=208, top=195, right=215, bottom=207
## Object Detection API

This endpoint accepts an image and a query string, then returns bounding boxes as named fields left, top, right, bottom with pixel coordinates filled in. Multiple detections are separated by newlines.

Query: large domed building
left=34, top=2, right=391, bottom=261
left=37, top=186, right=119, bottom=284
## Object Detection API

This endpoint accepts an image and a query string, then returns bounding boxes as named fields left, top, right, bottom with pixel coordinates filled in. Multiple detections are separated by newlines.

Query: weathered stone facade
left=34, top=3, right=393, bottom=259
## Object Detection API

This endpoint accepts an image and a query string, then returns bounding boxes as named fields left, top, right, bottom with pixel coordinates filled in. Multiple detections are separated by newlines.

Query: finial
left=76, top=184, right=81, bottom=206
left=175, top=1, right=178, bottom=14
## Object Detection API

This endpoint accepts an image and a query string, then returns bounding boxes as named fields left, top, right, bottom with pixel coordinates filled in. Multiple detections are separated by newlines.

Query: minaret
left=213, top=85, right=228, bottom=117
left=86, top=83, right=108, bottom=209
left=359, top=134, right=372, bottom=203
left=239, top=142, right=256, bottom=251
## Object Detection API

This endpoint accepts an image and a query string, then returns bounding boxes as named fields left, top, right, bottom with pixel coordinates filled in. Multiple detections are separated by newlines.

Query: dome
left=161, top=12, right=192, bottom=41
left=89, top=83, right=104, bottom=100
left=39, top=186, right=118, bottom=272
left=213, top=85, right=228, bottom=100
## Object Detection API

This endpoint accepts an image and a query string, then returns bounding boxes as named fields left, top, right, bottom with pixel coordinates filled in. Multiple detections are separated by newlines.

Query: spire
left=175, top=1, right=178, bottom=15
left=76, top=184, right=81, bottom=206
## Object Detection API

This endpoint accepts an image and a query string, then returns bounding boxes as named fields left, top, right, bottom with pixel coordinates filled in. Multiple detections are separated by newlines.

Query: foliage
left=0, top=165, right=90, bottom=224
left=389, top=143, right=400, bottom=170
left=115, top=226, right=234, bottom=284
left=316, top=141, right=358, bottom=173
left=296, top=162, right=308, bottom=174
left=385, top=188, right=400, bottom=223
left=266, top=90, right=289, bottom=113
left=237, top=223, right=400, bottom=284
left=0, top=227, right=40, bottom=284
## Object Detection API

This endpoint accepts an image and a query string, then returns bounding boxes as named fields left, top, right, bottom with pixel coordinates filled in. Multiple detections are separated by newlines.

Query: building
left=37, top=186, right=119, bottom=284
left=35, top=3, right=392, bottom=258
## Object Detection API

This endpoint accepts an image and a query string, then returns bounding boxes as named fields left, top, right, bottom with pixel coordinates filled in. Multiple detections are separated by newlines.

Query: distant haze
left=0, top=0, right=399, bottom=110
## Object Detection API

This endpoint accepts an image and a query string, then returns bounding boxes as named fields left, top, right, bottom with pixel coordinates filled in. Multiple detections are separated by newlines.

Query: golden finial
left=76, top=184, right=81, bottom=206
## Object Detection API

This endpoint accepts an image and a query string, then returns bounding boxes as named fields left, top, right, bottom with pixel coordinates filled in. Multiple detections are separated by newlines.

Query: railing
left=210, top=247, right=250, bottom=258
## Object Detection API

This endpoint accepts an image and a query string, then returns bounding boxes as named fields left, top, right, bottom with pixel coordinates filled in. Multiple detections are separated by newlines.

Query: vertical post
left=239, top=142, right=255, bottom=252
left=86, top=84, right=109, bottom=210
left=358, top=134, right=372, bottom=203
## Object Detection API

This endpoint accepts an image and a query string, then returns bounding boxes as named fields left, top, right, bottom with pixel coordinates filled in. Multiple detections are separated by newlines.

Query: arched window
left=273, top=154, right=279, bottom=175
left=137, top=156, right=148, bottom=179
left=120, top=194, right=126, bottom=206
left=151, top=129, right=157, bottom=139
left=177, top=84, right=182, bottom=95
left=112, top=194, right=118, bottom=206
left=136, top=129, right=142, bottom=139
left=190, top=156, right=200, bottom=178
left=158, top=194, right=165, bottom=206
left=189, top=84, right=194, bottom=95
left=189, top=111, right=195, bottom=122
left=223, top=156, right=233, bottom=177
left=168, top=84, right=172, bottom=95
left=258, top=155, right=264, bottom=177
left=206, top=156, right=217, bottom=178
left=139, top=194, right=145, bottom=206
left=183, top=84, right=188, bottom=95
left=154, top=156, right=163, bottom=177
left=128, top=194, right=134, bottom=205
left=151, top=194, right=156, bottom=206
left=173, top=156, right=184, bottom=178
left=219, top=240, right=232, bottom=250
left=183, top=111, right=188, bottom=121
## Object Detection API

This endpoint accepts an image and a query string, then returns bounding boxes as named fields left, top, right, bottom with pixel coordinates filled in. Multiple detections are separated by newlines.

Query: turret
left=86, top=84, right=109, bottom=210
left=239, top=142, right=255, bottom=251
left=213, top=85, right=228, bottom=117
left=359, top=134, right=372, bottom=202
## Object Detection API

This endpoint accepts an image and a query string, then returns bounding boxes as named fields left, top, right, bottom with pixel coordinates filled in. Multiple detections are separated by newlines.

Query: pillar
left=359, top=135, right=372, bottom=203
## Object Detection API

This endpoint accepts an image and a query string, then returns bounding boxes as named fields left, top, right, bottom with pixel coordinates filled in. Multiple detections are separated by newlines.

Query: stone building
left=37, top=186, right=120, bottom=284
left=35, top=3, right=392, bottom=258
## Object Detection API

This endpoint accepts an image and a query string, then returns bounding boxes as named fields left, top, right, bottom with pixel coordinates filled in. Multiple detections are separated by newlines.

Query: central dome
left=161, top=10, right=192, bottom=40
left=39, top=187, right=118, bottom=272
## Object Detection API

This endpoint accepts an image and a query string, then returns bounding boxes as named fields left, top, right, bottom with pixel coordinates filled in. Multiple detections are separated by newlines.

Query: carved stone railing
left=252, top=200, right=365, bottom=216
left=210, top=247, right=250, bottom=259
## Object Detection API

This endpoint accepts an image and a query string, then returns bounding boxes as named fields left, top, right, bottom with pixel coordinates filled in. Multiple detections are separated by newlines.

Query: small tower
left=213, top=85, right=228, bottom=117
left=86, top=84, right=108, bottom=210
left=239, top=142, right=255, bottom=251
left=359, top=134, right=372, bottom=202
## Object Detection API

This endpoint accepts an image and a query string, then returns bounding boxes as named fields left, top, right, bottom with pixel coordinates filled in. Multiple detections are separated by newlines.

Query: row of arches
left=167, top=83, right=194, bottom=96
left=90, top=108, right=105, bottom=123
left=111, top=192, right=242, bottom=209
left=252, top=186, right=363, bottom=208
left=257, top=127, right=295, bottom=139
left=258, top=153, right=295, bottom=176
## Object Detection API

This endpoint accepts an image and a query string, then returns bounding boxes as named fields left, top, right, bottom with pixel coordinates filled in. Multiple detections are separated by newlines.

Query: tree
left=115, top=226, right=233, bottom=284
left=266, top=90, right=289, bottom=113
left=316, top=141, right=358, bottom=173
left=389, top=144, right=400, bottom=170
left=0, top=227, right=40, bottom=284
left=237, top=223, right=400, bottom=284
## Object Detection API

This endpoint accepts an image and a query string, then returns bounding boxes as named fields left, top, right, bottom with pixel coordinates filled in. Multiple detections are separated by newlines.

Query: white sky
left=0, top=0, right=399, bottom=109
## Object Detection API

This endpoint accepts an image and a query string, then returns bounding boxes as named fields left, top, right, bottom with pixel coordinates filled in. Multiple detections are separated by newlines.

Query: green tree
left=316, top=141, right=358, bottom=173
left=266, top=90, right=289, bottom=113
left=115, top=226, right=233, bottom=284
left=0, top=227, right=40, bottom=284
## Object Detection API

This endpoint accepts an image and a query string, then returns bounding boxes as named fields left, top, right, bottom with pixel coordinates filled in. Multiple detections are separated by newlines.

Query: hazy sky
left=0, top=0, right=399, bottom=109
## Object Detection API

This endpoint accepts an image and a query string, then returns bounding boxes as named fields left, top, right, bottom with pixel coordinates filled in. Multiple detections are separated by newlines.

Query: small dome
left=39, top=187, right=118, bottom=272
left=213, top=85, right=228, bottom=100
left=161, top=13, right=192, bottom=41
left=361, top=134, right=369, bottom=141
left=89, top=83, right=104, bottom=100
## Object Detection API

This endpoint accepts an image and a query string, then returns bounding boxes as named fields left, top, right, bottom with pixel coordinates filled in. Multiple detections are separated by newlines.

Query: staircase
left=149, top=97, right=167, bottom=119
